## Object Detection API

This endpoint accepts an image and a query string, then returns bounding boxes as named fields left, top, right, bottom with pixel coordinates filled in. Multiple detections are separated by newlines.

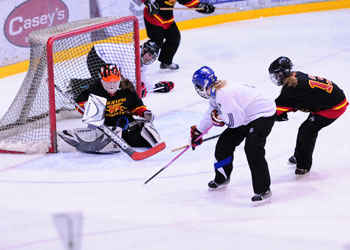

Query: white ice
left=1, top=9, right=350, bottom=250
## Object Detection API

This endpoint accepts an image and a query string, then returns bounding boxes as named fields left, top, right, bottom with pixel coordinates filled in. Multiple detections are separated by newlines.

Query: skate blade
left=208, top=184, right=229, bottom=191
left=295, top=172, right=310, bottom=179
left=252, top=198, right=272, bottom=206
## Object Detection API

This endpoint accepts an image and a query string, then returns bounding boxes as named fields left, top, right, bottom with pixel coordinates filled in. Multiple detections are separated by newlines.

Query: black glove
left=143, top=110, right=154, bottom=122
left=190, top=125, right=203, bottom=150
left=196, top=2, right=215, bottom=14
left=276, top=112, right=288, bottom=122
left=211, top=109, right=225, bottom=127
left=145, top=0, right=160, bottom=15
left=154, top=81, right=175, bottom=93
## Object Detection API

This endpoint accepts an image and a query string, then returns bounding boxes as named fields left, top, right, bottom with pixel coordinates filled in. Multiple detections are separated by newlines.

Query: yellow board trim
left=1, top=0, right=349, bottom=79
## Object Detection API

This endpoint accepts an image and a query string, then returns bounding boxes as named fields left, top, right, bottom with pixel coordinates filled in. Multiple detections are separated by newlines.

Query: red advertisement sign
left=4, top=0, right=69, bottom=47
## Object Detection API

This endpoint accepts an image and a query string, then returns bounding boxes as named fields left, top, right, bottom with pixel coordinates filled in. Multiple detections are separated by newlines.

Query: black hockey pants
left=294, top=114, right=336, bottom=170
left=144, top=20, right=180, bottom=65
left=215, top=115, right=275, bottom=194
left=120, top=120, right=151, bottom=148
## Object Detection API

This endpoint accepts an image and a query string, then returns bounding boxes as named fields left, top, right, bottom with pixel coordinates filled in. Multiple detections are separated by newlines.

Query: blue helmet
left=192, top=66, right=217, bottom=99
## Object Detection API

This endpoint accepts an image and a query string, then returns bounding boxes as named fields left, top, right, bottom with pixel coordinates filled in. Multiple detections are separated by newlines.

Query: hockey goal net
left=0, top=16, right=141, bottom=154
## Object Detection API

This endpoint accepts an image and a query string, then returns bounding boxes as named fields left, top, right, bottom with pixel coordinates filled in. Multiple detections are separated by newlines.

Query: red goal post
left=0, top=16, right=141, bottom=154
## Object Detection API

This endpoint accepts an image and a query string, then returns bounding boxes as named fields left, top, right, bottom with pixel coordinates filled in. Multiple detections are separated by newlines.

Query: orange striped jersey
left=275, top=71, right=348, bottom=119
left=142, top=0, right=200, bottom=29
left=76, top=80, right=147, bottom=126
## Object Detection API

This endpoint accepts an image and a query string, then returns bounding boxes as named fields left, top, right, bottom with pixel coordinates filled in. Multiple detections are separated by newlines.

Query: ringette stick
left=160, top=7, right=242, bottom=10
left=144, top=124, right=214, bottom=184
left=171, top=133, right=220, bottom=152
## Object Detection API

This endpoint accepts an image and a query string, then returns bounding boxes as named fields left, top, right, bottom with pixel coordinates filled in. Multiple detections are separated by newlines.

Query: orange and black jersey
left=142, top=0, right=200, bottom=29
left=276, top=71, right=348, bottom=118
left=76, top=80, right=147, bottom=127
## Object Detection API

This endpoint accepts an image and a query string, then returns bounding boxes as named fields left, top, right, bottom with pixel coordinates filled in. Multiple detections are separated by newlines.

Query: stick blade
left=131, top=142, right=166, bottom=161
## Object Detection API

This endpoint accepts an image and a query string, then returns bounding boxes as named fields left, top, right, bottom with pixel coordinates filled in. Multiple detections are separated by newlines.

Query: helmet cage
left=100, top=64, right=121, bottom=94
left=192, top=66, right=217, bottom=99
left=141, top=40, right=160, bottom=65
left=194, top=83, right=210, bottom=99
left=101, top=79, right=121, bottom=94
left=269, top=72, right=284, bottom=86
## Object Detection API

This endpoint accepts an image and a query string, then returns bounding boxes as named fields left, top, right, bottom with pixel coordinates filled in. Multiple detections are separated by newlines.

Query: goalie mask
left=141, top=40, right=160, bottom=65
left=268, top=56, right=293, bottom=86
left=192, top=66, right=217, bottom=99
left=100, top=64, right=121, bottom=94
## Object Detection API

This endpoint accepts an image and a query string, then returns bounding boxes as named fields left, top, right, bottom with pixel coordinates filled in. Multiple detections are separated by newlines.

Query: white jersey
left=198, top=82, right=276, bottom=132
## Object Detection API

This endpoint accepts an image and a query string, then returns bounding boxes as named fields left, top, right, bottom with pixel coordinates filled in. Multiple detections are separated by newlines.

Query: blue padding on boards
left=214, top=156, right=232, bottom=170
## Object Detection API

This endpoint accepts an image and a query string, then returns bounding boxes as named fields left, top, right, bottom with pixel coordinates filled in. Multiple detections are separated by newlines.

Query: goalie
left=59, top=63, right=162, bottom=153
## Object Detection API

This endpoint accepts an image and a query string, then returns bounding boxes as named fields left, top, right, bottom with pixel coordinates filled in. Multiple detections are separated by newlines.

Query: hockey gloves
left=143, top=110, right=155, bottom=122
left=145, top=0, right=160, bottom=15
left=211, top=109, right=225, bottom=127
left=190, top=125, right=203, bottom=150
left=276, top=112, right=288, bottom=122
left=154, top=81, right=175, bottom=93
left=196, top=2, right=215, bottom=14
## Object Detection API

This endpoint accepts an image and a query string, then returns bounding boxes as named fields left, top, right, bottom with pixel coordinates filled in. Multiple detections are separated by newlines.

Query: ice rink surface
left=1, top=9, right=350, bottom=250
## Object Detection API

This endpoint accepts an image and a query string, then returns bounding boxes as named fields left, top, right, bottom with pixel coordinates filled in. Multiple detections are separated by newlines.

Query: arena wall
left=0, top=0, right=348, bottom=78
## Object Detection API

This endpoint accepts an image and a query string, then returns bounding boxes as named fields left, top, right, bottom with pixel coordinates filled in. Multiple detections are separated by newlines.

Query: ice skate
left=160, top=63, right=179, bottom=71
left=208, top=178, right=230, bottom=191
left=288, top=155, right=297, bottom=165
left=251, top=188, right=272, bottom=205
left=295, top=168, right=310, bottom=178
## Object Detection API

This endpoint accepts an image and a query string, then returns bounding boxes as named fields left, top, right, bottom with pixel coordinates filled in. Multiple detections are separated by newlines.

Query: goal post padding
left=0, top=16, right=141, bottom=154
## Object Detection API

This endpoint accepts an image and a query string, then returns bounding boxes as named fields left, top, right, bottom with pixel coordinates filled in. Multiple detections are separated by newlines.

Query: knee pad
left=140, top=122, right=161, bottom=147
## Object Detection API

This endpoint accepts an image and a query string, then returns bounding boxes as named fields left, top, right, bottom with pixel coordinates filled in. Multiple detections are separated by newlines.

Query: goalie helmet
left=141, top=40, right=160, bottom=65
left=268, top=56, right=293, bottom=86
left=192, top=66, right=217, bottom=99
left=100, top=64, right=121, bottom=94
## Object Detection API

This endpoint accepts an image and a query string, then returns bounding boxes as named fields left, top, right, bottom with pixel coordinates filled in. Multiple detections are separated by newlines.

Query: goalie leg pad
left=58, top=127, right=121, bottom=153
left=140, top=122, right=161, bottom=147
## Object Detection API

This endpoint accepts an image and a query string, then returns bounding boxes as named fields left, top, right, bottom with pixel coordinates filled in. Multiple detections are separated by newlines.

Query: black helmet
left=141, top=39, right=160, bottom=65
left=268, top=56, right=293, bottom=86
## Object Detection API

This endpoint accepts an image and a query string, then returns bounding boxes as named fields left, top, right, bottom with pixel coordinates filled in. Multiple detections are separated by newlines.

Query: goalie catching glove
left=190, top=125, right=203, bottom=150
left=211, top=109, right=225, bottom=127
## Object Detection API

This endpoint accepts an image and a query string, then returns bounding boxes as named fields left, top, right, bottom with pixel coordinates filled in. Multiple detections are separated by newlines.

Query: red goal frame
left=45, top=16, right=141, bottom=153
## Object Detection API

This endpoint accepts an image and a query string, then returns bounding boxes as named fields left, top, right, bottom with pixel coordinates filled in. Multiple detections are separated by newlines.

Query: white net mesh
left=0, top=16, right=140, bottom=153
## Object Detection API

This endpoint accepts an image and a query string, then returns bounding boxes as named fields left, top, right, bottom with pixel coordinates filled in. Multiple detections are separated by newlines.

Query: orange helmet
left=100, top=64, right=121, bottom=94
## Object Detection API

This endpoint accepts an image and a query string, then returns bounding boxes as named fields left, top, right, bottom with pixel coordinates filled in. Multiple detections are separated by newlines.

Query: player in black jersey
left=269, top=56, right=348, bottom=176
left=142, top=0, right=215, bottom=70
left=59, top=64, right=161, bottom=153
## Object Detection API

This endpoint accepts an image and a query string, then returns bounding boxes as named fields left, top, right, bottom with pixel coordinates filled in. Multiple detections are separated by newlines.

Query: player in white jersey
left=190, top=66, right=276, bottom=204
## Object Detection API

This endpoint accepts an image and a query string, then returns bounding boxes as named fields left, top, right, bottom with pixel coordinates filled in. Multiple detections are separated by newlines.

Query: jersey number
left=309, top=80, right=333, bottom=93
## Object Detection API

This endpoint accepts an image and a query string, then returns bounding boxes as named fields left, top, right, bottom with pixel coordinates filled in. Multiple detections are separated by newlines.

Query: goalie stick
left=55, top=85, right=166, bottom=160
left=144, top=124, right=214, bottom=184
